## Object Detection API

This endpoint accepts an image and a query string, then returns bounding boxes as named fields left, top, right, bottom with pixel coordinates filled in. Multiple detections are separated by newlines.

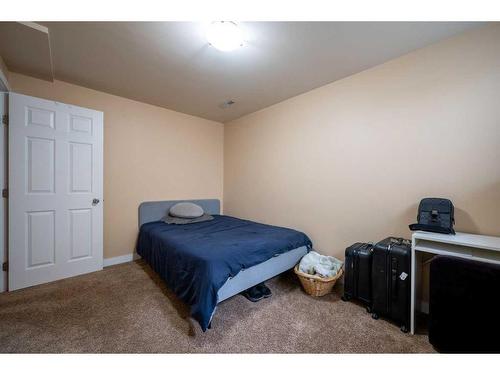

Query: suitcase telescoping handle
left=389, top=237, right=410, bottom=246
left=391, top=257, right=398, bottom=299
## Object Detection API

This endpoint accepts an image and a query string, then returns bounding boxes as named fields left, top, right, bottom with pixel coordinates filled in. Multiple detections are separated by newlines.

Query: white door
left=9, top=92, right=103, bottom=290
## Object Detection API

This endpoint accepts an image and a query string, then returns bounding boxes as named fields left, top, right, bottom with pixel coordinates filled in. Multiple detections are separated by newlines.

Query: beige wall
left=224, top=24, right=500, bottom=259
left=10, top=72, right=224, bottom=259
left=5, top=24, right=500, bottom=264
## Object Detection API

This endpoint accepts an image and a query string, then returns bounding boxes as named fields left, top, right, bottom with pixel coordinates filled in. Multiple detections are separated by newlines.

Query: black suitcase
left=429, top=256, right=500, bottom=353
left=371, top=237, right=411, bottom=332
left=342, top=242, right=373, bottom=311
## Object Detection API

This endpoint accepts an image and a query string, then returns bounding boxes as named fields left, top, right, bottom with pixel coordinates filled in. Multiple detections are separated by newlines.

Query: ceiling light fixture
left=205, top=21, right=245, bottom=52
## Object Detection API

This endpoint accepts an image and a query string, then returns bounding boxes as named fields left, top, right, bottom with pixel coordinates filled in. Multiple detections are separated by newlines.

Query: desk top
left=412, top=231, right=500, bottom=252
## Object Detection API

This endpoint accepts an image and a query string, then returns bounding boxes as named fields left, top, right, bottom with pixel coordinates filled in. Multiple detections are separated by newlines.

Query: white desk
left=410, top=231, right=500, bottom=334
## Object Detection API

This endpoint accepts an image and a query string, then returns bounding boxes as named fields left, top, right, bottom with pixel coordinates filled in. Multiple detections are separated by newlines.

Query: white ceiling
left=0, top=22, right=482, bottom=122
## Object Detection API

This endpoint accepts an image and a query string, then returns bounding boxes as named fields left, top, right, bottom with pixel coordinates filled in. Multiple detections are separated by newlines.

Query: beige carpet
left=0, top=260, right=434, bottom=353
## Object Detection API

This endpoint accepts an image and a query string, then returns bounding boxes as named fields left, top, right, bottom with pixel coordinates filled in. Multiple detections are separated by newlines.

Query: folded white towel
left=298, top=251, right=343, bottom=278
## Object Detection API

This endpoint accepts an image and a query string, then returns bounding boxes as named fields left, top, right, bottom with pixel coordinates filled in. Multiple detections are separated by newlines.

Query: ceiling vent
left=219, top=100, right=235, bottom=109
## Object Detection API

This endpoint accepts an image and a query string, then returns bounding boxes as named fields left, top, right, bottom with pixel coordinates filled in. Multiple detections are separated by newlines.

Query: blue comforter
left=137, top=215, right=312, bottom=331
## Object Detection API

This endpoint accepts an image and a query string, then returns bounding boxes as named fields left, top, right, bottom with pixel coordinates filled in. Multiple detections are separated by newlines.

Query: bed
left=136, top=199, right=312, bottom=331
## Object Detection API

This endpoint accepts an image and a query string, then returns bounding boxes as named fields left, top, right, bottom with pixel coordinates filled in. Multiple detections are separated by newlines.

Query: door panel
left=69, top=208, right=92, bottom=260
left=27, top=210, right=55, bottom=268
left=27, top=106, right=55, bottom=129
left=70, top=114, right=92, bottom=134
left=9, top=92, right=103, bottom=290
left=27, top=137, right=55, bottom=193
left=69, top=142, right=93, bottom=192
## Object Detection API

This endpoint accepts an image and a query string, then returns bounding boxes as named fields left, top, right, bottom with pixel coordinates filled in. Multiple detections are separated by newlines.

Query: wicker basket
left=294, top=264, right=343, bottom=297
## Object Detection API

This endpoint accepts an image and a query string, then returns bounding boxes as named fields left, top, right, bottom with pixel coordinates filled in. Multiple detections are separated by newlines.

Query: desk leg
left=411, top=250, right=422, bottom=334
left=411, top=248, right=416, bottom=334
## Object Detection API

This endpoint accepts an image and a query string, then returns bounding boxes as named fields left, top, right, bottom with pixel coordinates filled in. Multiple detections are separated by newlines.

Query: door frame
left=0, top=92, right=7, bottom=293
left=1, top=66, right=11, bottom=292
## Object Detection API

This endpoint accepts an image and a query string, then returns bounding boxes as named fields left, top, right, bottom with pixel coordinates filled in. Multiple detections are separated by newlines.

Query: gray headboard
left=138, top=199, right=221, bottom=227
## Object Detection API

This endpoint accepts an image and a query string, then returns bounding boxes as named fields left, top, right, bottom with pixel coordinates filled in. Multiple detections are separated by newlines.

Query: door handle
left=92, top=198, right=100, bottom=206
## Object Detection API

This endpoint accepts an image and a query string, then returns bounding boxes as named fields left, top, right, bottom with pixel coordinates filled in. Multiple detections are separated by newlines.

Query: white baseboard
left=103, top=252, right=141, bottom=267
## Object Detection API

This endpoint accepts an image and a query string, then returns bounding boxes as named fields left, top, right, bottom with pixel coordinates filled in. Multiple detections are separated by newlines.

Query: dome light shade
left=206, top=21, right=245, bottom=51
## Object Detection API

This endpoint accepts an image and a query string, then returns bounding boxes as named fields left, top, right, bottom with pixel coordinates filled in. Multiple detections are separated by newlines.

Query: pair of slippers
left=242, top=283, right=272, bottom=302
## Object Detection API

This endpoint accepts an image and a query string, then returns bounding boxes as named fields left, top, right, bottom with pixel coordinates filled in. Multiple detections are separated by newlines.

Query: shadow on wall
left=455, top=180, right=500, bottom=236
left=454, top=207, right=480, bottom=234
left=399, top=202, right=419, bottom=238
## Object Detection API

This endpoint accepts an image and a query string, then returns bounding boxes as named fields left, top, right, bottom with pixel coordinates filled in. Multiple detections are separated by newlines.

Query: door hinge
left=2, top=262, right=7, bottom=272
left=2, top=114, right=7, bottom=126
left=1, top=189, right=7, bottom=198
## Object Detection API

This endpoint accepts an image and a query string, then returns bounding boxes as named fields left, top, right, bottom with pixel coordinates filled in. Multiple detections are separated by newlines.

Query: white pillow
left=169, top=202, right=204, bottom=219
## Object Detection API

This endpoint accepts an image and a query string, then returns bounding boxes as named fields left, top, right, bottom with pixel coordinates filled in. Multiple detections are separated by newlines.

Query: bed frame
left=138, top=199, right=307, bottom=303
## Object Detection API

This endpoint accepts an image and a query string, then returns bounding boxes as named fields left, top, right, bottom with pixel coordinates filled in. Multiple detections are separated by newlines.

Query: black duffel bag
left=409, top=198, right=455, bottom=234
